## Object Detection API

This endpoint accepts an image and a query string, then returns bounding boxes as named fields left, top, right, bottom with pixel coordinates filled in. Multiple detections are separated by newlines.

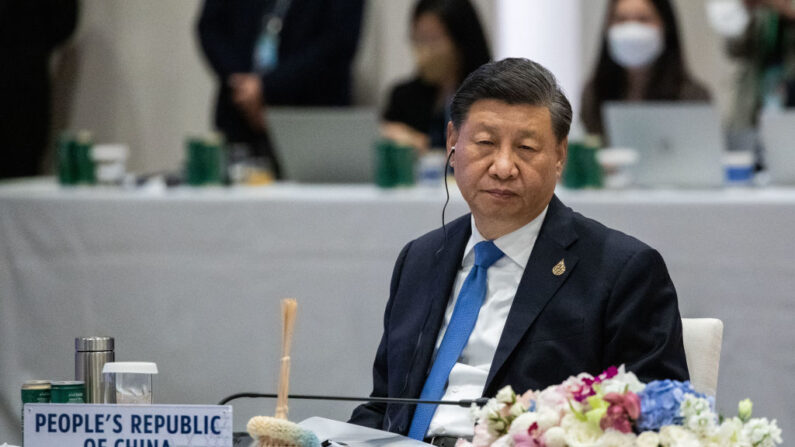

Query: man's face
left=448, top=99, right=567, bottom=237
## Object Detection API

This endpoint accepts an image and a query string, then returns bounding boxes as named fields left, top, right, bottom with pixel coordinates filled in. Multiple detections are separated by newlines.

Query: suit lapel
left=484, top=196, right=580, bottom=392
left=405, top=216, right=471, bottom=398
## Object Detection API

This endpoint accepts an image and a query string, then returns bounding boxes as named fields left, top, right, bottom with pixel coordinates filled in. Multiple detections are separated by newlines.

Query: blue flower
left=636, top=380, right=709, bottom=431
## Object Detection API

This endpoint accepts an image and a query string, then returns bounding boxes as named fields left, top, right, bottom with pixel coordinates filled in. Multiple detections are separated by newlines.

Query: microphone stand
left=219, top=392, right=488, bottom=408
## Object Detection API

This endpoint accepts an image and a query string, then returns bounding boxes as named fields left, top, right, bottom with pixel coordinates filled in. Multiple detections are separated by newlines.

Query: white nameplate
left=23, top=403, right=232, bottom=447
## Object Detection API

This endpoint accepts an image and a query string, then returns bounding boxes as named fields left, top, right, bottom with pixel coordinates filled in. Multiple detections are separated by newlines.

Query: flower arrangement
left=457, top=365, right=782, bottom=447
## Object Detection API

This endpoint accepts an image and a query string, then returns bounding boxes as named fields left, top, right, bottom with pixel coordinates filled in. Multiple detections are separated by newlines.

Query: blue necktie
left=407, top=240, right=505, bottom=440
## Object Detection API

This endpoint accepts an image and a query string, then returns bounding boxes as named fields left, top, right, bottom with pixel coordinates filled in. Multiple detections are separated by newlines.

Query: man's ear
left=446, top=121, right=458, bottom=163
left=556, top=137, right=568, bottom=179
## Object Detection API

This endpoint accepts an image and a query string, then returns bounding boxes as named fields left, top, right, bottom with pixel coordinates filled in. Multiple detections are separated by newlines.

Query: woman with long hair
left=580, top=0, right=710, bottom=137
left=381, top=0, right=491, bottom=152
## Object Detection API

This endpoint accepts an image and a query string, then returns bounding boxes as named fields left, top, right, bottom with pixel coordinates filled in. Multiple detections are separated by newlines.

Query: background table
left=1, top=179, right=793, bottom=443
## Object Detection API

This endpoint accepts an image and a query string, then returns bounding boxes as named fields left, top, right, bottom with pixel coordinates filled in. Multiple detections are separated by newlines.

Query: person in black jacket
left=381, top=0, right=491, bottom=152
left=197, top=0, right=364, bottom=178
left=0, top=0, right=78, bottom=179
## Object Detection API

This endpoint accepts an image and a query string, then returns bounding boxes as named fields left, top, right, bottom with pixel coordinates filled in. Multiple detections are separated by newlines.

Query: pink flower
left=518, top=389, right=536, bottom=409
left=512, top=422, right=546, bottom=447
left=599, top=366, right=619, bottom=381
left=472, top=422, right=496, bottom=447
left=599, top=391, right=641, bottom=433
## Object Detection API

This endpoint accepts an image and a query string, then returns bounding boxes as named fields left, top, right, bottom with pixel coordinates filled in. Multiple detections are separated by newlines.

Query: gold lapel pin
left=552, top=259, right=566, bottom=276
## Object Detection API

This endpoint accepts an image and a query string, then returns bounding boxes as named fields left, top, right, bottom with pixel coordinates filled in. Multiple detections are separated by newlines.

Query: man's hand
left=229, top=73, right=266, bottom=132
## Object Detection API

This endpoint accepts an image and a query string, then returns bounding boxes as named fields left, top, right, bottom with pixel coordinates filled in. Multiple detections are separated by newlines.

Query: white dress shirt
left=426, top=207, right=548, bottom=438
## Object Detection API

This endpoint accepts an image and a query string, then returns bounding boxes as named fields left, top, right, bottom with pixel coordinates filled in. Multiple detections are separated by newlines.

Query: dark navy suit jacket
left=197, top=0, right=364, bottom=141
left=349, top=195, right=688, bottom=435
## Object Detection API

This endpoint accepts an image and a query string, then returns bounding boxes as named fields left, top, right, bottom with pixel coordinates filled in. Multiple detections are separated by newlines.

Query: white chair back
left=681, top=318, right=724, bottom=396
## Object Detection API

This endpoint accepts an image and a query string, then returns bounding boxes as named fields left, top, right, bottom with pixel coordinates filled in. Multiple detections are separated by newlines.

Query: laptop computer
left=268, top=107, right=379, bottom=183
left=760, top=111, right=795, bottom=185
left=603, top=102, right=725, bottom=188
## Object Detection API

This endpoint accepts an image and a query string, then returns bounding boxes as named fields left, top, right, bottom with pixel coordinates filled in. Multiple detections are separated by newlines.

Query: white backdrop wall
left=51, top=0, right=734, bottom=175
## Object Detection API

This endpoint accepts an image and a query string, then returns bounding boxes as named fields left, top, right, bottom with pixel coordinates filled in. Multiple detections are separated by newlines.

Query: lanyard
left=263, top=0, right=293, bottom=37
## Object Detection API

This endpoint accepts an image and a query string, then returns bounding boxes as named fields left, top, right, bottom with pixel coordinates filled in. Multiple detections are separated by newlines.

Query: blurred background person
left=712, top=0, right=795, bottom=171
left=706, top=0, right=795, bottom=171
left=580, top=0, right=710, bottom=138
left=722, top=0, right=795, bottom=126
left=0, top=0, right=78, bottom=179
left=197, top=0, right=365, bottom=179
left=380, top=0, right=491, bottom=153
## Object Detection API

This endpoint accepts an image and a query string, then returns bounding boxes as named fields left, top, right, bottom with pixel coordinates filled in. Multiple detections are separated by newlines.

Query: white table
left=1, top=179, right=793, bottom=443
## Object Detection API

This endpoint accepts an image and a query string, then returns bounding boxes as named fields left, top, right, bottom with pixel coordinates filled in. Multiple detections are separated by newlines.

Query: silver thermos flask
left=75, top=336, right=114, bottom=403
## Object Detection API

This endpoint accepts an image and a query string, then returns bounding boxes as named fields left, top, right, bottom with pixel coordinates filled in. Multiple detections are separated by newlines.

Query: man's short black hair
left=450, top=58, right=572, bottom=142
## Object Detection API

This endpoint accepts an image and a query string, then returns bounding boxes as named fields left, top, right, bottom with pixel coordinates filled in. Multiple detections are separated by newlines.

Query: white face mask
left=706, top=0, right=750, bottom=38
left=608, top=22, right=664, bottom=69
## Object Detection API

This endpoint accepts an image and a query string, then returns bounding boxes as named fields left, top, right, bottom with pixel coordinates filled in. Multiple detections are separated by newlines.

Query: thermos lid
left=75, top=336, right=114, bottom=352
left=102, top=362, right=158, bottom=374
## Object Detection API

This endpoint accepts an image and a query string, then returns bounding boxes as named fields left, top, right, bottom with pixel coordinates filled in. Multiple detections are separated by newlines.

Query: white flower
left=508, top=412, right=539, bottom=435
left=711, top=418, right=751, bottom=447
left=742, top=418, right=783, bottom=447
left=543, top=427, right=567, bottom=447
left=487, top=418, right=507, bottom=436
left=561, top=414, right=602, bottom=447
left=596, top=429, right=636, bottom=447
left=536, top=407, right=561, bottom=432
left=636, top=431, right=661, bottom=447
left=599, top=365, right=646, bottom=394
left=659, top=425, right=701, bottom=447
left=470, top=402, right=484, bottom=423
left=482, top=399, right=502, bottom=420
left=684, top=411, right=717, bottom=436
left=496, top=386, right=516, bottom=405
left=491, top=434, right=514, bottom=447
left=536, top=385, right=569, bottom=414
left=738, top=399, right=753, bottom=422
left=677, top=394, right=717, bottom=438
left=509, top=402, right=526, bottom=419
left=680, top=394, right=712, bottom=419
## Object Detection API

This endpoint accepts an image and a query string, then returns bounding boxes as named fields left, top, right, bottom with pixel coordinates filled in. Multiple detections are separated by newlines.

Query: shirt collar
left=463, top=206, right=549, bottom=269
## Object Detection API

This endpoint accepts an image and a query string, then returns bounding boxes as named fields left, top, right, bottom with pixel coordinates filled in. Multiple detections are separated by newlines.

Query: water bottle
left=75, top=336, right=115, bottom=403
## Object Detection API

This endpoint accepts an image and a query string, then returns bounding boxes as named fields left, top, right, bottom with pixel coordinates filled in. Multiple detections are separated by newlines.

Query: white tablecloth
left=1, top=179, right=793, bottom=442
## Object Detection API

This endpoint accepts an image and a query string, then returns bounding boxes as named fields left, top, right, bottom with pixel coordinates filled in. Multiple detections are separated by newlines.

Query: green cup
left=57, top=133, right=77, bottom=186
left=74, top=139, right=96, bottom=185
left=393, top=144, right=416, bottom=186
left=202, top=140, right=225, bottom=185
left=563, top=141, right=602, bottom=189
left=186, top=137, right=205, bottom=186
left=374, top=140, right=397, bottom=188
left=582, top=145, right=603, bottom=188
left=186, top=136, right=226, bottom=186
left=563, top=141, right=586, bottom=189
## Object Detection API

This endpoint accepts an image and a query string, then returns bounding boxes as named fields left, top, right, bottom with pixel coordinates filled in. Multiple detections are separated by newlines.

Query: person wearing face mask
left=580, top=0, right=710, bottom=137
left=381, top=0, right=491, bottom=153
left=708, top=0, right=795, bottom=168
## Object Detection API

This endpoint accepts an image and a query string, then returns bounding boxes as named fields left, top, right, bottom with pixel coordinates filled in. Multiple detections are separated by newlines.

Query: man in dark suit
left=197, top=0, right=364, bottom=178
left=349, top=58, right=688, bottom=441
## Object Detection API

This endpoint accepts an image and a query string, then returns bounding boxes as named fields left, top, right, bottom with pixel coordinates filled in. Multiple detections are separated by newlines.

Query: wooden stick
left=275, top=298, right=297, bottom=420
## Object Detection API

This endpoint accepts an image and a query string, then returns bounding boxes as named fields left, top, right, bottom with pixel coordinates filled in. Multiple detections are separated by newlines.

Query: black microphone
left=218, top=392, right=487, bottom=408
